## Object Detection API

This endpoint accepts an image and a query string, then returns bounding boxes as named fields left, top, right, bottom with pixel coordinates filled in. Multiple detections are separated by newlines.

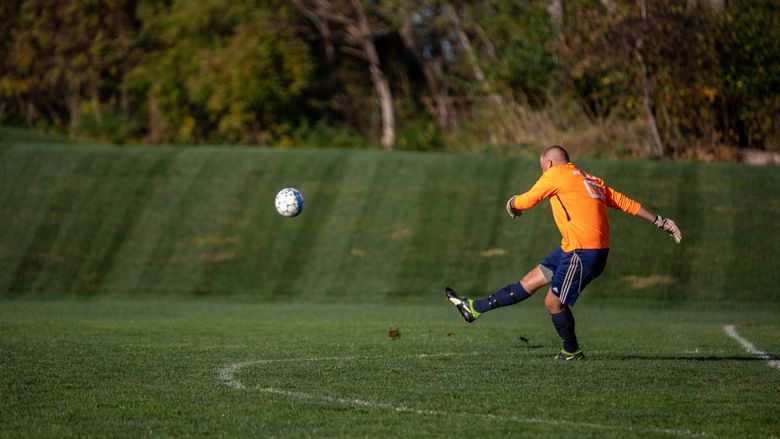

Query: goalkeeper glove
left=654, top=215, right=682, bottom=244
left=506, top=196, right=522, bottom=218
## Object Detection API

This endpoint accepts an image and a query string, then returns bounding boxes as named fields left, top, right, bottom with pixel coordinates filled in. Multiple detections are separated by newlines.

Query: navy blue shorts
left=539, top=247, right=609, bottom=306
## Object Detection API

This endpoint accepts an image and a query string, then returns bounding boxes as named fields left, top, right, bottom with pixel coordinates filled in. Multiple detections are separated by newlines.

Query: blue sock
left=472, top=282, right=531, bottom=313
left=550, top=307, right=579, bottom=353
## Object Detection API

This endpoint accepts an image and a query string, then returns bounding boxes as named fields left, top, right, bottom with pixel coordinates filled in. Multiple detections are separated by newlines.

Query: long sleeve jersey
left=510, top=163, right=641, bottom=251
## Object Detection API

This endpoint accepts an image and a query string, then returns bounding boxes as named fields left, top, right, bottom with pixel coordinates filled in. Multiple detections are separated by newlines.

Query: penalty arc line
left=219, top=352, right=480, bottom=390
left=723, top=324, right=780, bottom=370
left=218, top=352, right=709, bottom=438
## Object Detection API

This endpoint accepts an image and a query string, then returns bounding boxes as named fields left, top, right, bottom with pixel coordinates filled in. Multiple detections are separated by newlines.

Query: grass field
left=1, top=298, right=779, bottom=438
left=1, top=133, right=778, bottom=302
left=1, top=130, right=779, bottom=437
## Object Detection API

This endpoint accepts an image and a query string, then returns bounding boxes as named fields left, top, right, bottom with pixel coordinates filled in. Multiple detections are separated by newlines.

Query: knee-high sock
left=472, top=282, right=531, bottom=313
left=550, top=307, right=578, bottom=353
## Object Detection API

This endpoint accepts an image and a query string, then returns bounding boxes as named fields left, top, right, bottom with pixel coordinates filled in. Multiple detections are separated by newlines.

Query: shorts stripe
left=558, top=259, right=573, bottom=304
left=561, top=252, right=582, bottom=305
left=560, top=259, right=571, bottom=303
left=559, top=253, right=580, bottom=304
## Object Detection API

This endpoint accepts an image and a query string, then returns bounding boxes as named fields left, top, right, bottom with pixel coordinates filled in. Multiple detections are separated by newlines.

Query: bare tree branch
left=339, top=45, right=367, bottom=60
left=292, top=0, right=396, bottom=149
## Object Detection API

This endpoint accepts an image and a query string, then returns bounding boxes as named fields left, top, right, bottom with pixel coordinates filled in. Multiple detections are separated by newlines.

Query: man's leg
left=471, top=266, right=549, bottom=313
left=545, top=249, right=609, bottom=360
left=545, top=290, right=580, bottom=355
left=444, top=266, right=549, bottom=323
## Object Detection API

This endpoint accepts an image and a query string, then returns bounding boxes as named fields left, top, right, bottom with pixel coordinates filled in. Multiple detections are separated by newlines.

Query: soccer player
left=445, top=145, right=682, bottom=361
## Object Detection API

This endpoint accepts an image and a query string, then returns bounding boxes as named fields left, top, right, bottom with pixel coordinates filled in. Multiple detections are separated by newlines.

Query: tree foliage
left=1, top=0, right=778, bottom=157
left=125, top=0, right=314, bottom=144
left=559, top=0, right=780, bottom=156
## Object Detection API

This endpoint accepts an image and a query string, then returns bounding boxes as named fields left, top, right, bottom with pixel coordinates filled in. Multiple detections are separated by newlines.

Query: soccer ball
left=275, top=187, right=304, bottom=217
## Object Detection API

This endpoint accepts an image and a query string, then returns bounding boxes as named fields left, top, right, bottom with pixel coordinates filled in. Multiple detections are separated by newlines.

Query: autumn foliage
left=1, top=0, right=778, bottom=158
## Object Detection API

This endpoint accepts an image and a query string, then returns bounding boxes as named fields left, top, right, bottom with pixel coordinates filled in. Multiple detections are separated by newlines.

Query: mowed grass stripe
left=222, top=151, right=302, bottom=296
left=0, top=145, right=83, bottom=295
left=723, top=164, right=780, bottom=300
left=377, top=153, right=437, bottom=295
left=662, top=163, right=700, bottom=303
left=79, top=151, right=175, bottom=295
left=4, top=145, right=101, bottom=295
left=152, top=149, right=235, bottom=294
left=215, top=151, right=299, bottom=296
left=182, top=148, right=270, bottom=296
left=473, top=156, right=518, bottom=290
left=272, top=151, right=350, bottom=298
left=193, top=151, right=283, bottom=296
left=99, top=148, right=193, bottom=294
left=300, top=152, right=379, bottom=295
left=1, top=142, right=779, bottom=301
left=690, top=166, right=735, bottom=301
left=44, top=152, right=133, bottom=293
left=331, top=153, right=428, bottom=296
left=399, top=155, right=515, bottom=296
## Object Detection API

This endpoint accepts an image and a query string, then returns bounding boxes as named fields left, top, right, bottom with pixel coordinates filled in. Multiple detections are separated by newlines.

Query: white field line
left=723, top=324, right=780, bottom=370
left=219, top=352, right=478, bottom=390
left=218, top=352, right=709, bottom=438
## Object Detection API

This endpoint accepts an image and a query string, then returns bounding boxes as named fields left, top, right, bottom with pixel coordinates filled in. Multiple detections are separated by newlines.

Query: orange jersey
left=511, top=163, right=641, bottom=251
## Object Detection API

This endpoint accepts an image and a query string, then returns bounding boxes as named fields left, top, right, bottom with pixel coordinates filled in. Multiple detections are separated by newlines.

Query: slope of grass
left=1, top=298, right=778, bottom=438
left=1, top=138, right=778, bottom=301
left=2, top=133, right=779, bottom=437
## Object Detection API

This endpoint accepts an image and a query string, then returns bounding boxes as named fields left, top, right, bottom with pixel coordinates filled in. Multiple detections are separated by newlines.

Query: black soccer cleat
left=555, top=349, right=585, bottom=361
left=444, top=287, right=479, bottom=323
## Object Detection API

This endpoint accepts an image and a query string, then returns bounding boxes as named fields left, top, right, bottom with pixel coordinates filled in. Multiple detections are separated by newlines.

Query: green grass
left=0, top=138, right=778, bottom=301
left=1, top=131, right=779, bottom=437
left=1, top=298, right=779, bottom=438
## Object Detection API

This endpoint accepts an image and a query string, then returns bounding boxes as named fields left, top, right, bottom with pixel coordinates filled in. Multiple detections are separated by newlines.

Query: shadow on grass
left=608, top=354, right=778, bottom=362
left=507, top=349, right=778, bottom=362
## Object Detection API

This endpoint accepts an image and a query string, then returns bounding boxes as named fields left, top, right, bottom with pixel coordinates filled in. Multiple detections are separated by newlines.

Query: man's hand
left=654, top=215, right=682, bottom=244
left=506, top=196, right=522, bottom=218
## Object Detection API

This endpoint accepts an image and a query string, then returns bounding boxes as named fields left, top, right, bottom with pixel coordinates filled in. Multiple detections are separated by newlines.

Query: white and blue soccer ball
left=275, top=187, right=304, bottom=217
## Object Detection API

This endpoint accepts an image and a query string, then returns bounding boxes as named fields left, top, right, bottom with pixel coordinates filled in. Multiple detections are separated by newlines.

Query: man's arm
left=605, top=184, right=682, bottom=244
left=506, top=170, right=558, bottom=218
left=635, top=206, right=657, bottom=223
left=636, top=206, right=683, bottom=244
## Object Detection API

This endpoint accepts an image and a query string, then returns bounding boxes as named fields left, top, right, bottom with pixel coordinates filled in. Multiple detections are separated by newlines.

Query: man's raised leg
left=445, top=266, right=548, bottom=323
left=472, top=266, right=548, bottom=312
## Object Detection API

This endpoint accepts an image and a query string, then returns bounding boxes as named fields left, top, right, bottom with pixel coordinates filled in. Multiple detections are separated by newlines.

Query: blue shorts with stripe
left=539, top=247, right=609, bottom=306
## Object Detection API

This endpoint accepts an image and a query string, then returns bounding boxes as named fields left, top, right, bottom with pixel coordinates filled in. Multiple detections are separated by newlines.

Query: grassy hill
left=1, top=131, right=778, bottom=302
left=2, top=129, right=780, bottom=439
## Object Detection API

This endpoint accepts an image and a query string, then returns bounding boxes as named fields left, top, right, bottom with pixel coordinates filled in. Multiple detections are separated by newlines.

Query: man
left=445, top=145, right=682, bottom=360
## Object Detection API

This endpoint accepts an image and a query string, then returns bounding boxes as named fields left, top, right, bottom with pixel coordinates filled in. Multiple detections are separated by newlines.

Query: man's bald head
left=542, top=145, right=570, bottom=163
left=540, top=145, right=570, bottom=172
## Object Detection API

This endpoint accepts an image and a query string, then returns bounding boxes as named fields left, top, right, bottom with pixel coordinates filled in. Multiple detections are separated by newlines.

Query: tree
left=687, top=0, right=725, bottom=11
left=0, top=0, right=137, bottom=137
left=397, top=6, right=457, bottom=129
left=292, top=0, right=396, bottom=149
left=559, top=1, right=728, bottom=157
left=715, top=0, right=780, bottom=150
left=635, top=0, right=665, bottom=157
left=125, top=0, right=314, bottom=144
left=548, top=0, right=565, bottom=38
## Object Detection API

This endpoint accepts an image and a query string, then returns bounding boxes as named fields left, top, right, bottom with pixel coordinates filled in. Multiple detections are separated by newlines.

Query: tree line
left=1, top=0, right=778, bottom=158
